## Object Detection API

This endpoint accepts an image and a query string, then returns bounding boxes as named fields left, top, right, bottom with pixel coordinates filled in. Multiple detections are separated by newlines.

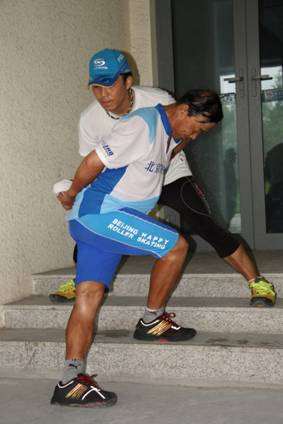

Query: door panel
left=154, top=0, right=283, bottom=249
left=171, top=0, right=242, bottom=235
left=247, top=0, right=283, bottom=248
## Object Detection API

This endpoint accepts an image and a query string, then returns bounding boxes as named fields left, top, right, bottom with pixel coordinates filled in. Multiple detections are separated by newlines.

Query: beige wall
left=128, top=0, right=154, bottom=86
left=0, top=0, right=155, bottom=313
left=0, top=0, right=153, bottom=313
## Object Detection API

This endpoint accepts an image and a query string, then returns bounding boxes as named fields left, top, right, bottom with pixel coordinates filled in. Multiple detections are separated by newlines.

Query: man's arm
left=58, top=150, right=104, bottom=210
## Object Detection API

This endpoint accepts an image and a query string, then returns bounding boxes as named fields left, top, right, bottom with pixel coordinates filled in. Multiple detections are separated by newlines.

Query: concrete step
left=3, top=295, right=283, bottom=334
left=1, top=328, right=283, bottom=387
left=32, top=270, right=283, bottom=298
left=32, top=253, right=283, bottom=297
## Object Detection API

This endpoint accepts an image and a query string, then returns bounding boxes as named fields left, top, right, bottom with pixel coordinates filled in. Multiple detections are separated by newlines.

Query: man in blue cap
left=51, top=48, right=276, bottom=310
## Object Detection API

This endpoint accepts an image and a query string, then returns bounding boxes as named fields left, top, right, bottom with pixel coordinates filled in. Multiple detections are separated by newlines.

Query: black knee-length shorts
left=158, top=177, right=239, bottom=258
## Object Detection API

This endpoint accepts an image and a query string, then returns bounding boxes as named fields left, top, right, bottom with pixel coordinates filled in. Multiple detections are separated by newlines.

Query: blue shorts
left=69, top=207, right=179, bottom=288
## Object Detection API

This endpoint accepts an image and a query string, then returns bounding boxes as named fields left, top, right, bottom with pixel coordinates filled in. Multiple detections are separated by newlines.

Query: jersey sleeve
left=95, top=115, right=151, bottom=169
left=78, top=115, right=100, bottom=157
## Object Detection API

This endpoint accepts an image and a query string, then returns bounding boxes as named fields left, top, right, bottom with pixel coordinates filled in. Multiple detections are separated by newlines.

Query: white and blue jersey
left=67, top=104, right=181, bottom=287
left=78, top=86, right=192, bottom=185
left=67, top=104, right=179, bottom=220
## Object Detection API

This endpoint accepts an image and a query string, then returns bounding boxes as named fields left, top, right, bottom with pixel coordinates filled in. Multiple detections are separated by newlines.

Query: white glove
left=52, top=179, right=72, bottom=195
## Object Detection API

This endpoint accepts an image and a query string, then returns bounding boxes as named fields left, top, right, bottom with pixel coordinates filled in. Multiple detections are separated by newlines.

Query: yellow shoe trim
left=249, top=279, right=276, bottom=302
left=52, top=279, right=76, bottom=299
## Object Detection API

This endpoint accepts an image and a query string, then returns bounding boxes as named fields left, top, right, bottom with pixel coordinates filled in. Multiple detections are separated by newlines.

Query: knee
left=167, top=235, right=189, bottom=260
left=177, top=234, right=189, bottom=254
left=75, top=282, right=105, bottom=308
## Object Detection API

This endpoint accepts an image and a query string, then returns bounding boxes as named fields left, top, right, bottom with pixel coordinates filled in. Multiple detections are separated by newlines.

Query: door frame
left=233, top=0, right=255, bottom=247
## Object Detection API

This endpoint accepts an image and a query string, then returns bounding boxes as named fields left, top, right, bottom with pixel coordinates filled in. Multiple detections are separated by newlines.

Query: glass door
left=155, top=0, right=251, bottom=249
left=172, top=0, right=241, bottom=235
left=247, top=0, right=283, bottom=248
left=154, top=0, right=283, bottom=250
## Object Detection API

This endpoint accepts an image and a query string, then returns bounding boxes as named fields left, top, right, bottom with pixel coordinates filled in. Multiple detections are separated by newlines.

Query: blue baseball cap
left=88, top=48, right=131, bottom=87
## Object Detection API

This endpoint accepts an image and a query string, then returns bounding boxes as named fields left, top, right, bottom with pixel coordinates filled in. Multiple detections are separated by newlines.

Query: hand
left=57, top=190, right=76, bottom=210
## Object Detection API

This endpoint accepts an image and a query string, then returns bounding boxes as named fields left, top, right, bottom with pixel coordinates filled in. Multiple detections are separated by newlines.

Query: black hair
left=121, top=72, right=133, bottom=82
left=177, top=89, right=223, bottom=123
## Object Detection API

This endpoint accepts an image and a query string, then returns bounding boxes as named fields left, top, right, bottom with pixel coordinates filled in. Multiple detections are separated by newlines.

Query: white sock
left=142, top=307, right=165, bottom=323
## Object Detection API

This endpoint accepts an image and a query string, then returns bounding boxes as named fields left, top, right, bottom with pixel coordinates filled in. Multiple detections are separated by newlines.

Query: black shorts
left=158, top=177, right=240, bottom=258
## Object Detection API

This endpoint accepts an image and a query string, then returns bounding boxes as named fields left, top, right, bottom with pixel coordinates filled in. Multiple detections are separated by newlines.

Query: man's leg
left=51, top=281, right=117, bottom=407
left=158, top=177, right=276, bottom=307
left=65, top=281, right=104, bottom=360
left=134, top=235, right=197, bottom=342
left=147, top=236, right=188, bottom=309
left=51, top=226, right=121, bottom=408
left=222, top=244, right=276, bottom=306
left=223, top=243, right=258, bottom=281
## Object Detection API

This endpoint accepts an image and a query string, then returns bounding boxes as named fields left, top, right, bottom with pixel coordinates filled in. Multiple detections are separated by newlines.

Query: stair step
left=3, top=295, right=283, bottom=334
left=32, top=252, right=283, bottom=297
left=1, top=328, right=283, bottom=386
left=32, top=271, right=283, bottom=298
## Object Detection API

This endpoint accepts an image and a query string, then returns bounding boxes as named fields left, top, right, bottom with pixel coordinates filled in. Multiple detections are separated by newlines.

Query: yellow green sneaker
left=249, top=277, right=276, bottom=307
left=49, top=278, right=76, bottom=303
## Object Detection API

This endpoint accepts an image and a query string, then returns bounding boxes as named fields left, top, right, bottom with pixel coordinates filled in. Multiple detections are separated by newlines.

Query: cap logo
left=117, top=54, right=124, bottom=63
left=94, top=59, right=106, bottom=67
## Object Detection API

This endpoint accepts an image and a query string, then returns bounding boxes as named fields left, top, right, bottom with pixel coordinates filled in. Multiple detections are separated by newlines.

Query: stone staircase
left=1, top=252, right=283, bottom=387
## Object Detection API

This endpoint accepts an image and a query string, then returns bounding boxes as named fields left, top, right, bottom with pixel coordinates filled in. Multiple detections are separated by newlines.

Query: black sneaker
left=50, top=374, right=117, bottom=407
left=133, top=312, right=197, bottom=342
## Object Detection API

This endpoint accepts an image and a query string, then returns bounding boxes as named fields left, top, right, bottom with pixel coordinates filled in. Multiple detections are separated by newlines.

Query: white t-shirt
left=79, top=86, right=192, bottom=185
left=67, top=105, right=180, bottom=220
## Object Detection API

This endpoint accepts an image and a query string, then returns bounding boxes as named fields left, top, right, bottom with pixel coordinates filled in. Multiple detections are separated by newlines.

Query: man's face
left=91, top=75, right=132, bottom=114
left=185, top=115, right=216, bottom=140
left=173, top=105, right=216, bottom=142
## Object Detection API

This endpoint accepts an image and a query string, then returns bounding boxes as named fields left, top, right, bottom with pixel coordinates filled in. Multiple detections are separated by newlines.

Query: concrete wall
left=0, top=0, right=156, bottom=310
left=128, top=0, right=154, bottom=86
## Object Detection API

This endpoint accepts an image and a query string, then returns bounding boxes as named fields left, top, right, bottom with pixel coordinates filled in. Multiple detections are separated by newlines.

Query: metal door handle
left=224, top=76, right=243, bottom=83
left=251, top=74, right=273, bottom=81
left=251, top=68, right=273, bottom=96
left=223, top=70, right=245, bottom=98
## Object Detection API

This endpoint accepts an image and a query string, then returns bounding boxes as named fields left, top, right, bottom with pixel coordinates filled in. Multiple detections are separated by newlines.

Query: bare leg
left=223, top=243, right=259, bottom=281
left=147, top=235, right=188, bottom=309
left=134, top=235, right=196, bottom=342
left=65, top=281, right=105, bottom=360
left=52, top=281, right=118, bottom=407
